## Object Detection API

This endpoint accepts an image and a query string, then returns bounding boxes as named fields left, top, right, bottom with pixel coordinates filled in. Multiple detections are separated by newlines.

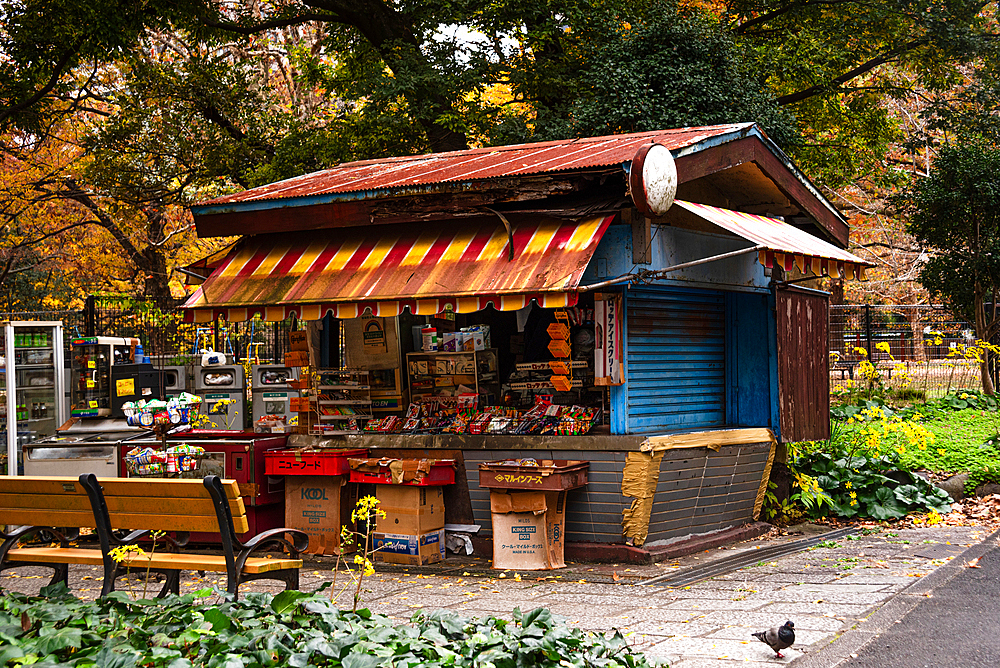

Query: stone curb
left=790, top=527, right=1000, bottom=668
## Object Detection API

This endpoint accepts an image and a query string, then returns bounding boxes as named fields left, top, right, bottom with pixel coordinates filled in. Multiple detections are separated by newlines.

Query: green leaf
left=270, top=590, right=311, bottom=615
left=34, top=626, right=83, bottom=654
left=343, top=652, right=382, bottom=668
left=203, top=607, right=231, bottom=632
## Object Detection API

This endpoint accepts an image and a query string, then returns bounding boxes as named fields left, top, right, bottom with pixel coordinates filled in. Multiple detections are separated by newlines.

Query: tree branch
left=0, top=41, right=82, bottom=127
left=777, top=39, right=925, bottom=106
left=202, top=12, right=344, bottom=36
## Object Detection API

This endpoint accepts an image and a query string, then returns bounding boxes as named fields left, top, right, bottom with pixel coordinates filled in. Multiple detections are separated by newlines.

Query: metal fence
left=829, top=304, right=983, bottom=393
left=83, top=295, right=296, bottom=363
left=3, top=297, right=297, bottom=364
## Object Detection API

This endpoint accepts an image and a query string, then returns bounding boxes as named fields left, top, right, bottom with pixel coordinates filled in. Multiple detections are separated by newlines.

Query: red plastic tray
left=264, top=448, right=368, bottom=476
left=348, top=460, right=456, bottom=486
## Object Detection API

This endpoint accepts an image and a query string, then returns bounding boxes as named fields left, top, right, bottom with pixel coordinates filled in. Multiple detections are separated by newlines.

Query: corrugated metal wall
left=626, top=285, right=726, bottom=433
left=464, top=442, right=770, bottom=545
left=646, top=442, right=770, bottom=543
left=777, top=286, right=830, bottom=442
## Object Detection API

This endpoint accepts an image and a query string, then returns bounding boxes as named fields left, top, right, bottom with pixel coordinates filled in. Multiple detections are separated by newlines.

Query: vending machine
left=250, top=364, right=299, bottom=425
left=2, top=322, right=67, bottom=475
left=194, top=365, right=246, bottom=430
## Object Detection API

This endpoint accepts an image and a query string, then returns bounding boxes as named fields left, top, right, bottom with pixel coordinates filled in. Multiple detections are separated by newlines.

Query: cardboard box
left=289, top=396, right=311, bottom=412
left=283, top=351, right=309, bottom=367
left=374, top=528, right=446, bottom=565
left=284, top=475, right=358, bottom=555
left=490, top=490, right=567, bottom=570
left=376, top=485, right=445, bottom=534
left=289, top=330, right=309, bottom=351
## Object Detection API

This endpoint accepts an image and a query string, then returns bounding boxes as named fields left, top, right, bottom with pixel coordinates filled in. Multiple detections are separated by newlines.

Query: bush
left=795, top=452, right=953, bottom=520
left=0, top=584, right=660, bottom=668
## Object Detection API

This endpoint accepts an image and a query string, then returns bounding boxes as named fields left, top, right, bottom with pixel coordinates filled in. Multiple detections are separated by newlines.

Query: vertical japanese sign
left=593, top=292, right=624, bottom=385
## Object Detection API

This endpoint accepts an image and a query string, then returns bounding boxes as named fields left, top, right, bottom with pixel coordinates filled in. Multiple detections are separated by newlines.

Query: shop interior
left=307, top=293, right=610, bottom=437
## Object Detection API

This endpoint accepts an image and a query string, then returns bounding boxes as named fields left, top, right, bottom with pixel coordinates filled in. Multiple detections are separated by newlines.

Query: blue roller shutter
left=626, top=285, right=726, bottom=433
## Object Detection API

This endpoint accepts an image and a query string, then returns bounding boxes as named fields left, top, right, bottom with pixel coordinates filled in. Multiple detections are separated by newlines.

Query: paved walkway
left=2, top=523, right=994, bottom=667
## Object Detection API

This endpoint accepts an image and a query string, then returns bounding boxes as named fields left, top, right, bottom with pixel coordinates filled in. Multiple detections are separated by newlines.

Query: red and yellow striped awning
left=674, top=200, right=872, bottom=280
left=182, top=215, right=614, bottom=323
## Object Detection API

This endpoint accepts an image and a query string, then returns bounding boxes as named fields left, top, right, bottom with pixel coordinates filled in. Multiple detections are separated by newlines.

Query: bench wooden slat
left=0, top=508, right=102, bottom=527
left=8, top=547, right=301, bottom=574
left=0, top=493, right=93, bottom=511
left=0, top=493, right=245, bottom=517
left=0, top=476, right=243, bottom=500
left=0, top=508, right=250, bottom=534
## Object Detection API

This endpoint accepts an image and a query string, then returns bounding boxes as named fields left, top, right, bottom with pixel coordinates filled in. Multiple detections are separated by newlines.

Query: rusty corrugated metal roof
left=182, top=214, right=613, bottom=322
left=196, top=124, right=754, bottom=209
left=674, top=201, right=872, bottom=279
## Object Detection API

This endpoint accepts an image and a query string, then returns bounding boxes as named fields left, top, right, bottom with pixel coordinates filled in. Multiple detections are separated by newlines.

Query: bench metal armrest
left=113, top=529, right=190, bottom=551
left=1, top=525, right=76, bottom=561
left=242, top=528, right=309, bottom=555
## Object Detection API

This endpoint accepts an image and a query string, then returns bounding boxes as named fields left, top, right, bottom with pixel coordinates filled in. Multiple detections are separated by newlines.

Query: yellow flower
left=844, top=481, right=852, bottom=489
left=849, top=491, right=857, bottom=500
left=876, top=341, right=890, bottom=353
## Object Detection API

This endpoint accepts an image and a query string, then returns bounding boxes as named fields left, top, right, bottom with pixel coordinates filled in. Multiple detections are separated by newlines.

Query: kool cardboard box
left=373, top=528, right=446, bottom=565
left=490, top=490, right=567, bottom=570
left=376, top=485, right=446, bottom=535
left=284, top=475, right=357, bottom=555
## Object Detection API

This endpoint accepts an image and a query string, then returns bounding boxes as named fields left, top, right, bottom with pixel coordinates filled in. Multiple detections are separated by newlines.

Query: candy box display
left=121, top=391, right=202, bottom=428
left=124, top=443, right=207, bottom=477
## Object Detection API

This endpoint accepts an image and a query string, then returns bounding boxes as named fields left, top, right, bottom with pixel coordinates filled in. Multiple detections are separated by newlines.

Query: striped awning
left=182, top=214, right=614, bottom=323
left=674, top=200, right=872, bottom=280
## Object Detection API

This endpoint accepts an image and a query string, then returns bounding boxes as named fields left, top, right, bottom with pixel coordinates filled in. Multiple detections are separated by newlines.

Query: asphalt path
left=838, top=535, right=1000, bottom=668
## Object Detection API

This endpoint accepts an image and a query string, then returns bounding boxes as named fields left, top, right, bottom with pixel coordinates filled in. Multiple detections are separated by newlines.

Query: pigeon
left=752, top=620, right=795, bottom=658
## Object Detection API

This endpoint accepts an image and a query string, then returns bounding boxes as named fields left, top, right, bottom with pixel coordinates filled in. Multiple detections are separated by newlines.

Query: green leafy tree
left=900, top=139, right=1000, bottom=393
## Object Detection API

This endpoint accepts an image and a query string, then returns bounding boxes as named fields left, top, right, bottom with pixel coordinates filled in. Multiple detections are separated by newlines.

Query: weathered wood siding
left=776, top=285, right=831, bottom=442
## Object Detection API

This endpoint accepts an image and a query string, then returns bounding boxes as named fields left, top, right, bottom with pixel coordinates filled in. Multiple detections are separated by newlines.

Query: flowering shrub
left=794, top=452, right=952, bottom=519
left=795, top=405, right=949, bottom=520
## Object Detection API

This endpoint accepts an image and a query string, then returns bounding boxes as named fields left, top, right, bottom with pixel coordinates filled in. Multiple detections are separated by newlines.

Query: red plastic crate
left=348, top=459, right=456, bottom=486
left=264, top=448, right=368, bottom=476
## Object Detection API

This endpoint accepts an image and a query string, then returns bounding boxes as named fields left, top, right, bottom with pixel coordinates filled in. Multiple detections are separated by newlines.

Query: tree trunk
left=974, top=291, right=996, bottom=394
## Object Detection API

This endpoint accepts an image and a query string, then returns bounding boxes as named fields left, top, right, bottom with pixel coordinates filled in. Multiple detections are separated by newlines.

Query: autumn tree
left=899, top=139, right=1000, bottom=393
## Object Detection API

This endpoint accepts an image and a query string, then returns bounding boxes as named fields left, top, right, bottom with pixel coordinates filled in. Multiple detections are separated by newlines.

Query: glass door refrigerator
left=3, top=321, right=66, bottom=475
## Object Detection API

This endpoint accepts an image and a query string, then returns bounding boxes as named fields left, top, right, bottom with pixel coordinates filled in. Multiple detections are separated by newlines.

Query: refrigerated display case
left=2, top=321, right=66, bottom=475
left=69, top=336, right=136, bottom=418
left=118, top=430, right=288, bottom=538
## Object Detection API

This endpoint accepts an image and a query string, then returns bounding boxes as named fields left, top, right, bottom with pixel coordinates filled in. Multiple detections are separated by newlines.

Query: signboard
left=362, top=317, right=387, bottom=352
left=594, top=293, right=624, bottom=386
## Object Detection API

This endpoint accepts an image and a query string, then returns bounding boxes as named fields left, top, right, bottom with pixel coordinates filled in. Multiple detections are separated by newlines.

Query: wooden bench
left=0, top=474, right=308, bottom=598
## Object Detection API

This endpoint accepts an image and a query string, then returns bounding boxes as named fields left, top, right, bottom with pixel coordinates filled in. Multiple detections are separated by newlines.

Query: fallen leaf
left=966, top=557, right=981, bottom=568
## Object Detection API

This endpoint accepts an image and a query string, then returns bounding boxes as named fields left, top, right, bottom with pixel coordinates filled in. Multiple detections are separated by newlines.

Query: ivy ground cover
left=0, top=584, right=660, bottom=668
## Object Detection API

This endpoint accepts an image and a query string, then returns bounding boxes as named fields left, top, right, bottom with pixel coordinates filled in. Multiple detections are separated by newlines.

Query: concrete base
left=471, top=521, right=773, bottom=566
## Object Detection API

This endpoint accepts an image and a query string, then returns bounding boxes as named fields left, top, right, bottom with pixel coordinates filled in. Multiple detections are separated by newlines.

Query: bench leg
left=49, top=563, right=69, bottom=589
left=105, top=566, right=181, bottom=598
left=0, top=561, right=69, bottom=594
left=157, top=570, right=181, bottom=598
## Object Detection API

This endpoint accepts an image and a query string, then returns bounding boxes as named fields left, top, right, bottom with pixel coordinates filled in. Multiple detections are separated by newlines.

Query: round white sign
left=630, top=143, right=677, bottom=215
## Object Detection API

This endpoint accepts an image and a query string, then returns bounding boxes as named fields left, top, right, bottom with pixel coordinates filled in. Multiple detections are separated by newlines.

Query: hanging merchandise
left=547, top=311, right=573, bottom=391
